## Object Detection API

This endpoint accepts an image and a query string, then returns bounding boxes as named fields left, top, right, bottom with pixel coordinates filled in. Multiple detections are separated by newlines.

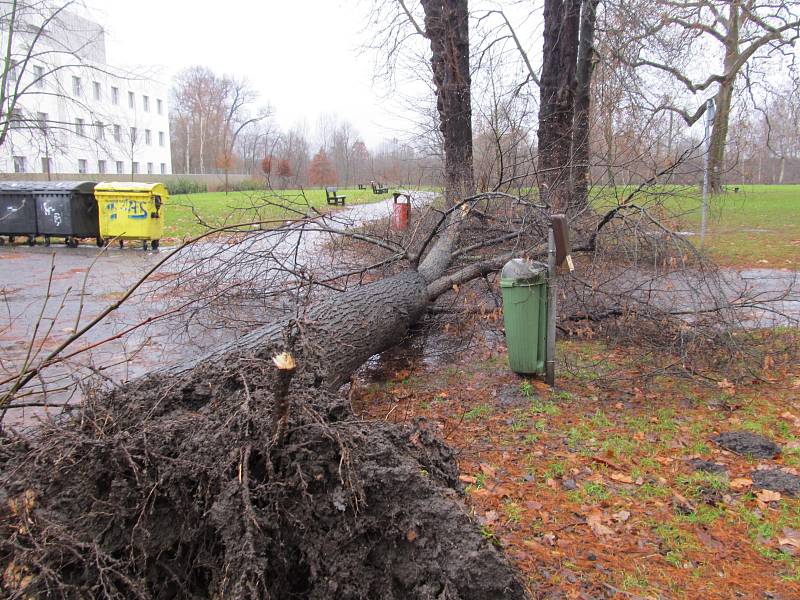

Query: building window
left=145, top=129, right=151, bottom=145
left=158, top=131, right=165, bottom=146
left=8, top=62, right=18, bottom=82
left=13, top=156, right=26, bottom=173
left=160, top=162, right=166, bottom=174
left=72, top=76, right=81, bottom=96
left=143, top=95, right=149, bottom=112
left=147, top=162, right=153, bottom=174
left=113, top=124, right=121, bottom=142
left=130, top=126, right=137, bottom=143
left=111, top=86, right=119, bottom=105
left=157, top=98, right=163, bottom=115
left=95, top=121, right=104, bottom=140
left=75, top=118, right=85, bottom=136
left=93, top=81, right=101, bottom=101
left=36, top=112, right=47, bottom=132
left=9, top=110, right=24, bottom=129
left=98, top=159, right=106, bottom=174
left=41, top=157, right=51, bottom=174
left=34, top=65, right=44, bottom=88
left=132, top=161, right=139, bottom=174
left=78, top=158, right=87, bottom=174
left=116, top=160, right=124, bottom=174
left=128, top=91, right=135, bottom=109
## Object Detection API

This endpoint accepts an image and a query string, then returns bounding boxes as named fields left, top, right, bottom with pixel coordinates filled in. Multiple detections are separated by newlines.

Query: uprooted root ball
left=1, top=349, right=527, bottom=599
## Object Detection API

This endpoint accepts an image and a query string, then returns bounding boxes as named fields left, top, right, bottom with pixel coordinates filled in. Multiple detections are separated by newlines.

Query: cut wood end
left=272, top=352, right=296, bottom=371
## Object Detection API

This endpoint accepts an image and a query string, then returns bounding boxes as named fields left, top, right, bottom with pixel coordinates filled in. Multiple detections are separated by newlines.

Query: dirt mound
left=0, top=346, right=527, bottom=599
left=712, top=431, right=781, bottom=459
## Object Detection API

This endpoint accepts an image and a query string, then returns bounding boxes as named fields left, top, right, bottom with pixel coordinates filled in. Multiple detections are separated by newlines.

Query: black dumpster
left=32, top=181, right=100, bottom=247
left=0, top=182, right=38, bottom=245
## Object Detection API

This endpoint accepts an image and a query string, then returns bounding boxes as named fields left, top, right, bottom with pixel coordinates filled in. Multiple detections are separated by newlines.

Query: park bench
left=371, top=181, right=389, bottom=194
left=325, top=186, right=346, bottom=206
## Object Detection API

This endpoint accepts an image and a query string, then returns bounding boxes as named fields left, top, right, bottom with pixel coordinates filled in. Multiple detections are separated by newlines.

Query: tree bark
left=708, top=4, right=739, bottom=194
left=538, top=0, right=581, bottom=212
left=570, top=0, right=599, bottom=210
left=421, top=0, right=475, bottom=207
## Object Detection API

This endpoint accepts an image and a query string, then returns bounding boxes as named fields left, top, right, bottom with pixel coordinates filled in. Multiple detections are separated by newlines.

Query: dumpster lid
left=0, top=181, right=96, bottom=193
left=95, top=181, right=167, bottom=195
left=500, top=258, right=547, bottom=283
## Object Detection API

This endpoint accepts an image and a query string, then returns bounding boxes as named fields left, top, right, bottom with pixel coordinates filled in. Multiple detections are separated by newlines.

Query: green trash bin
left=500, top=259, right=548, bottom=375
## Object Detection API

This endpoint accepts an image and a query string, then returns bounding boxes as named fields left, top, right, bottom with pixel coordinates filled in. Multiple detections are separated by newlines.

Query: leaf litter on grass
left=354, top=334, right=800, bottom=599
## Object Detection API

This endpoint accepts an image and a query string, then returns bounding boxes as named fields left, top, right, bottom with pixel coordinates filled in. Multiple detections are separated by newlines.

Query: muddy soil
left=0, top=340, right=527, bottom=599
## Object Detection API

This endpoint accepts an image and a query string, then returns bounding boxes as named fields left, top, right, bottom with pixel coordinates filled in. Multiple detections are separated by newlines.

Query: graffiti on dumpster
left=0, top=199, right=24, bottom=223
left=105, top=199, right=149, bottom=222
left=42, top=202, right=62, bottom=227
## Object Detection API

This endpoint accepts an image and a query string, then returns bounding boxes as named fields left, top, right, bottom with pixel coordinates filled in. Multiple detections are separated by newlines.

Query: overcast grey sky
left=84, top=0, right=408, bottom=147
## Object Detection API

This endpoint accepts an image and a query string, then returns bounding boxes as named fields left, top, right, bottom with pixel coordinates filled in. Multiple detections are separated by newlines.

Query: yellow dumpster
left=95, top=182, right=168, bottom=250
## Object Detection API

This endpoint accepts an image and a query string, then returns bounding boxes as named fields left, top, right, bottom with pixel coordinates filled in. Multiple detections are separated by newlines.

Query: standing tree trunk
left=538, top=0, right=581, bottom=212
left=570, top=0, right=599, bottom=210
left=421, top=0, right=475, bottom=208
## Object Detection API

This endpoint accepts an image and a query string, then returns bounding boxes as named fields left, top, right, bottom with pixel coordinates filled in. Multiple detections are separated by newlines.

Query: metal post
left=545, top=225, right=557, bottom=385
left=700, top=98, right=715, bottom=248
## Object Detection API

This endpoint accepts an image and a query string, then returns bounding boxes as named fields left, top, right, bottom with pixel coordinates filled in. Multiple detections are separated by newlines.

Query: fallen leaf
left=484, top=510, right=499, bottom=524
left=611, top=472, right=634, bottom=484
left=612, top=510, right=630, bottom=523
left=458, top=475, right=477, bottom=484
left=778, top=528, right=800, bottom=549
left=406, top=529, right=418, bottom=542
left=730, top=477, right=753, bottom=491
left=479, top=463, right=496, bottom=479
left=781, top=412, right=800, bottom=428
left=586, top=510, right=614, bottom=537
left=695, top=527, right=724, bottom=551
left=492, top=486, right=514, bottom=498
left=756, top=489, right=782, bottom=503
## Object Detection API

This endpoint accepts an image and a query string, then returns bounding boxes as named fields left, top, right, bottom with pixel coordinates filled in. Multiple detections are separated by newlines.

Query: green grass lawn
left=163, top=187, right=395, bottom=239
left=161, top=184, right=798, bottom=268
left=595, top=184, right=800, bottom=268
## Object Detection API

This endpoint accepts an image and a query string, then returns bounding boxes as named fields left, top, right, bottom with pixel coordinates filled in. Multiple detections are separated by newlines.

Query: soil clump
left=1, top=344, right=527, bottom=599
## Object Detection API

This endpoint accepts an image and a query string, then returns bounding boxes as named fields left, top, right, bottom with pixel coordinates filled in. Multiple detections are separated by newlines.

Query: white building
left=1, top=10, right=172, bottom=177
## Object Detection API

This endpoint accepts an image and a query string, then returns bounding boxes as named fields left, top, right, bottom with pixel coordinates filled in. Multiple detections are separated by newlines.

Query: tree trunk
left=421, top=0, right=475, bottom=207
left=708, top=77, right=733, bottom=194
left=538, top=0, right=580, bottom=212
left=570, top=0, right=599, bottom=210
left=708, top=2, right=739, bottom=195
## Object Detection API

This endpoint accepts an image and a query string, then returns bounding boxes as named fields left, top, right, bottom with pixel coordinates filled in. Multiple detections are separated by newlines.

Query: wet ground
left=1, top=193, right=797, bottom=426
left=0, top=193, right=434, bottom=425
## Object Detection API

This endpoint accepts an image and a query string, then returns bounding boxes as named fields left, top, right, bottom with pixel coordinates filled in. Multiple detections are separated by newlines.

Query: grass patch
left=164, top=187, right=395, bottom=238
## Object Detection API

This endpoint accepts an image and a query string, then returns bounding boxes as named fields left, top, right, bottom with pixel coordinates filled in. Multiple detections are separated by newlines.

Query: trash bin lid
left=500, top=259, right=547, bottom=286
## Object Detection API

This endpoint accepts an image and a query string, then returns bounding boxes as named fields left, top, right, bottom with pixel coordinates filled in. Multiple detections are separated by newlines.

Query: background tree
left=612, top=0, right=800, bottom=193
left=308, top=148, right=337, bottom=186
left=170, top=66, right=268, bottom=185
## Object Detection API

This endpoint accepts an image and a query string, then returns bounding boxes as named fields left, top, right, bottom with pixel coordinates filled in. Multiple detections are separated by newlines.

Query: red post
left=391, top=193, right=411, bottom=230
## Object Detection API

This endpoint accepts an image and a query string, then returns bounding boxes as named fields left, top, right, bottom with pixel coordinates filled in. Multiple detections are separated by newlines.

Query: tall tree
left=613, top=0, right=800, bottom=193
left=308, top=148, right=337, bottom=186
left=420, top=0, right=475, bottom=207
left=537, top=0, right=600, bottom=213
